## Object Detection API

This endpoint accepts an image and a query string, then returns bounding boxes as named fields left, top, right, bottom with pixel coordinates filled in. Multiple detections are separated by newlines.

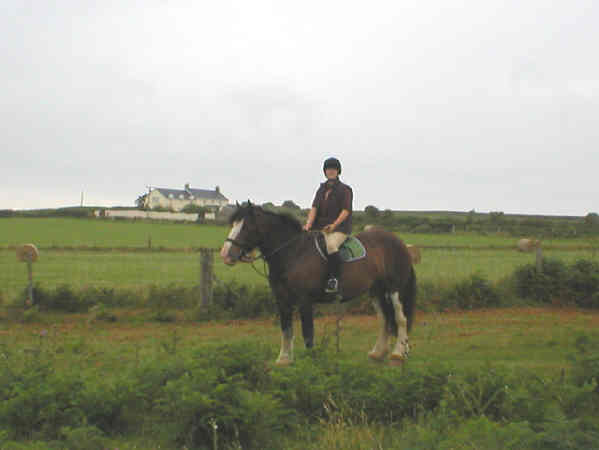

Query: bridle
left=225, top=233, right=304, bottom=262
left=224, top=217, right=306, bottom=276
left=225, top=237, right=257, bottom=263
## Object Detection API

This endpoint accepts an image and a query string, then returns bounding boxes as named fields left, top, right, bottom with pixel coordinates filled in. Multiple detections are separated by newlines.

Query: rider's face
left=325, top=168, right=339, bottom=180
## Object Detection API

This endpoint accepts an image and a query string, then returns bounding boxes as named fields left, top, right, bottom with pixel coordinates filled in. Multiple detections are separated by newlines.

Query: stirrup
left=325, top=278, right=339, bottom=293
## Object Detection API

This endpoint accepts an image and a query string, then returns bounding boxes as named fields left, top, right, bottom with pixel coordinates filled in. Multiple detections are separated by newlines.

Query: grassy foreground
left=0, top=307, right=598, bottom=449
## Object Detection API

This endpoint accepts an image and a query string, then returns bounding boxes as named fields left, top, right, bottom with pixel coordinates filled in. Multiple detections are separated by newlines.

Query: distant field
left=1, top=217, right=597, bottom=300
left=0, top=217, right=227, bottom=248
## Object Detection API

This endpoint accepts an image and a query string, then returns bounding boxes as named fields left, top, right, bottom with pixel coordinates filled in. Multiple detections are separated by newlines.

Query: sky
left=1, top=0, right=598, bottom=216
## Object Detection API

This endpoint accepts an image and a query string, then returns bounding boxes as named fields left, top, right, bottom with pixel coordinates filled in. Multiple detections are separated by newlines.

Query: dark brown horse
left=220, top=203, right=416, bottom=366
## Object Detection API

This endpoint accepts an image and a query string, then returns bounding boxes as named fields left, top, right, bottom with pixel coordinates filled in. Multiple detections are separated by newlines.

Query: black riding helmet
left=323, top=157, right=341, bottom=175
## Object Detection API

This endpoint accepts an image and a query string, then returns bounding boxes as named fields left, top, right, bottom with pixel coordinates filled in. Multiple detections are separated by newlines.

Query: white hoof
left=389, top=353, right=406, bottom=366
left=275, top=357, right=293, bottom=367
left=368, top=350, right=388, bottom=361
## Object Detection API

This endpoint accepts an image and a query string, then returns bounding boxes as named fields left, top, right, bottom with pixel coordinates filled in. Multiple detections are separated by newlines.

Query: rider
left=303, top=157, right=353, bottom=294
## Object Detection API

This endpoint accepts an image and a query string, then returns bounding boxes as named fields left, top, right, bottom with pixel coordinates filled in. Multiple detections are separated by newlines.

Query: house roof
left=153, top=187, right=228, bottom=201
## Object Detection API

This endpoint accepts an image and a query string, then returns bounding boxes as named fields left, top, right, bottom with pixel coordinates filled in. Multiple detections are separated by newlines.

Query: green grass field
left=1, top=217, right=599, bottom=449
left=1, top=218, right=597, bottom=300
left=2, top=248, right=598, bottom=300
left=2, top=217, right=597, bottom=249
left=0, top=217, right=228, bottom=248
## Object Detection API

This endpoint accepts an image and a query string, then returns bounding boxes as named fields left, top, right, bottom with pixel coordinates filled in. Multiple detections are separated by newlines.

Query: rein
left=247, top=232, right=305, bottom=278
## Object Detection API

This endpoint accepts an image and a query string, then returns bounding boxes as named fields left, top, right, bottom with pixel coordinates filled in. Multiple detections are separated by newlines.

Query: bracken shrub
left=569, top=334, right=599, bottom=399
left=270, top=354, right=450, bottom=424
left=0, top=361, right=86, bottom=440
left=441, top=365, right=565, bottom=427
left=154, top=342, right=293, bottom=450
left=400, top=415, right=599, bottom=450
left=59, top=426, right=108, bottom=450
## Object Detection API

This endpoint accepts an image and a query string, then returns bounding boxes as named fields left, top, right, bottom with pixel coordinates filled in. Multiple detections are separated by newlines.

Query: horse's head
left=220, top=202, right=263, bottom=265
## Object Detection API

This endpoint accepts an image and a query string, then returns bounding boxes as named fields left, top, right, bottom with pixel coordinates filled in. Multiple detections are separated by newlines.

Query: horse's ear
left=247, top=199, right=252, bottom=206
left=235, top=201, right=240, bottom=207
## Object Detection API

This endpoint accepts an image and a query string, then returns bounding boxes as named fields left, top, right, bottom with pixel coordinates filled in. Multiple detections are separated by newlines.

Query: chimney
left=184, top=183, right=191, bottom=192
left=215, top=185, right=220, bottom=193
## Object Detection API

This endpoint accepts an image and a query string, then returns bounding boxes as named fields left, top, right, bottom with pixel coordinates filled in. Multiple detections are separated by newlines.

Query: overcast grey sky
left=1, top=1, right=597, bottom=215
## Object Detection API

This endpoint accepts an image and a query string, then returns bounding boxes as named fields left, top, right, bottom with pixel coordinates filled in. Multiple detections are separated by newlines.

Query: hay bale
left=517, top=238, right=541, bottom=252
left=406, top=244, right=421, bottom=264
left=16, top=244, right=39, bottom=262
left=364, top=224, right=383, bottom=232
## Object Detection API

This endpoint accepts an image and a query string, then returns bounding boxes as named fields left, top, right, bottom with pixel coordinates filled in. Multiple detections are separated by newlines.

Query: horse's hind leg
left=368, top=297, right=390, bottom=361
left=276, top=303, right=294, bottom=366
left=389, top=291, right=410, bottom=365
left=299, top=303, right=314, bottom=349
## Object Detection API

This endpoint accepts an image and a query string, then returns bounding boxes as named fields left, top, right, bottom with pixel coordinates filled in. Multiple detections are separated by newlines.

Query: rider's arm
left=332, top=209, right=350, bottom=230
left=304, top=207, right=317, bottom=230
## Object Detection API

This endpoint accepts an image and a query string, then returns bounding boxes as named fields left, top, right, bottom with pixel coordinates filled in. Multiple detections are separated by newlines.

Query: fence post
left=200, top=249, right=214, bottom=307
left=16, top=244, right=39, bottom=307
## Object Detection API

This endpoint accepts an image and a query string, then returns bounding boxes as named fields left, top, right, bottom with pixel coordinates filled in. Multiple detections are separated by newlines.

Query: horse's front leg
left=368, top=298, right=390, bottom=361
left=389, top=291, right=410, bottom=365
left=299, top=302, right=314, bottom=349
left=276, top=302, right=294, bottom=366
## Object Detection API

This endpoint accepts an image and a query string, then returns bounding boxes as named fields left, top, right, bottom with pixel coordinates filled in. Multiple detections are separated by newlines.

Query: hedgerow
left=8, top=258, right=599, bottom=320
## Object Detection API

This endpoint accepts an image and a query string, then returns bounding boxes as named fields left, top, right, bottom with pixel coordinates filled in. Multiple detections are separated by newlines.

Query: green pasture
left=1, top=217, right=598, bottom=249
left=1, top=217, right=597, bottom=300
left=1, top=219, right=599, bottom=449
left=2, top=247, right=597, bottom=301
left=0, top=217, right=228, bottom=249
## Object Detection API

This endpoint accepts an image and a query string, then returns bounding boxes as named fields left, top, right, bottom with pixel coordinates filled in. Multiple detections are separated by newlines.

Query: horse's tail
left=402, top=265, right=417, bottom=332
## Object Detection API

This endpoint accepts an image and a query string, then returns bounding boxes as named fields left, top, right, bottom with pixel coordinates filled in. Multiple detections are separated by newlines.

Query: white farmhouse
left=144, top=184, right=228, bottom=212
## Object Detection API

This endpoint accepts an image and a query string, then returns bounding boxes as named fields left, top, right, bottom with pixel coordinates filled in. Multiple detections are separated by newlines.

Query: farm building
left=143, top=184, right=228, bottom=212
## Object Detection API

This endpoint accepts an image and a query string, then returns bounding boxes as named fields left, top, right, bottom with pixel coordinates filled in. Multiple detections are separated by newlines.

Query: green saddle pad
left=338, top=236, right=367, bottom=262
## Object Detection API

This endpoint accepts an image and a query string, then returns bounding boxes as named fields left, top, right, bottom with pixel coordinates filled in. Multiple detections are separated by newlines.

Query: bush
left=27, top=284, right=91, bottom=313
left=440, top=273, right=501, bottom=310
left=567, top=260, right=599, bottom=308
left=514, top=258, right=599, bottom=307
left=513, top=258, right=569, bottom=303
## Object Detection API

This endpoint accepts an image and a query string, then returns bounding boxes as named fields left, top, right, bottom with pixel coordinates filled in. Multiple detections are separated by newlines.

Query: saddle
left=315, top=233, right=367, bottom=263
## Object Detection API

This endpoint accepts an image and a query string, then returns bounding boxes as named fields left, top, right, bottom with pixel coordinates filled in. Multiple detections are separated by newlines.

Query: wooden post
left=200, top=249, right=214, bottom=307
left=16, top=244, right=39, bottom=307
left=536, top=246, right=543, bottom=273
left=27, top=259, right=34, bottom=305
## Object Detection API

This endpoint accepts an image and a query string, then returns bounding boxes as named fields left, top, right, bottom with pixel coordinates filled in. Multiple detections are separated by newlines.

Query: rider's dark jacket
left=311, top=179, right=353, bottom=234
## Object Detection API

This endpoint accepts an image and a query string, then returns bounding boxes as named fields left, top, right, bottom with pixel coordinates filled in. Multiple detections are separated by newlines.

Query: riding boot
left=325, top=251, right=342, bottom=294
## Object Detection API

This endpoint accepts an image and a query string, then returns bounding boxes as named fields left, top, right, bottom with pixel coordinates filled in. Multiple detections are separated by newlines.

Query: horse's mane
left=229, top=204, right=303, bottom=232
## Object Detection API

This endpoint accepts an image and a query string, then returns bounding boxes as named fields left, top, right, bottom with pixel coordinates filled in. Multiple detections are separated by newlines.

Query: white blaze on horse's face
left=220, top=219, right=244, bottom=265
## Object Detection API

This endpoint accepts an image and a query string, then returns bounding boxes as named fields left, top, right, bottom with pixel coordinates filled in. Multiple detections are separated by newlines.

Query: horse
left=219, top=203, right=416, bottom=366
